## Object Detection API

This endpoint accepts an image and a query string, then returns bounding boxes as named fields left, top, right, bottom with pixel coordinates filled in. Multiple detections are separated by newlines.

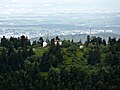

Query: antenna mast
left=90, top=26, right=92, bottom=36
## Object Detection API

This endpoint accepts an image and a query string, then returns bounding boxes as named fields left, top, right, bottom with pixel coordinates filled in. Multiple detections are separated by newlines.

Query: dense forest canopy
left=0, top=35, right=120, bottom=90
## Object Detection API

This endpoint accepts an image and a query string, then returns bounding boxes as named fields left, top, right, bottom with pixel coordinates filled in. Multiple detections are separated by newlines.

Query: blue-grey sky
left=0, top=0, right=120, bottom=15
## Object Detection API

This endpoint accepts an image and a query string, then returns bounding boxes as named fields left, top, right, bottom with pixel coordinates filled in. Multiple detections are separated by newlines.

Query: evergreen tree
left=1, top=36, right=8, bottom=48
left=103, top=39, right=106, bottom=46
left=87, top=47, right=100, bottom=65
left=38, top=37, right=44, bottom=47
left=39, top=52, right=51, bottom=72
left=86, top=35, right=90, bottom=46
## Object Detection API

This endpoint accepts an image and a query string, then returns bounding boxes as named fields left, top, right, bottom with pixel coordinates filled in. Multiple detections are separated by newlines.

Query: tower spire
left=90, top=26, right=92, bottom=37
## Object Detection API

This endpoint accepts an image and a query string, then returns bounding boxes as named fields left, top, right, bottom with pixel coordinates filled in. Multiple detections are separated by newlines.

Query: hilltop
left=0, top=35, right=120, bottom=90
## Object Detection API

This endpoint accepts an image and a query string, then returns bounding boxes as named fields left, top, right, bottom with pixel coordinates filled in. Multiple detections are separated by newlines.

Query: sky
left=0, top=0, right=120, bottom=15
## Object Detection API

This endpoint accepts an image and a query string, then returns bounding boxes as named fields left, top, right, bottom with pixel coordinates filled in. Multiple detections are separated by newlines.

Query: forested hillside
left=0, top=35, right=120, bottom=90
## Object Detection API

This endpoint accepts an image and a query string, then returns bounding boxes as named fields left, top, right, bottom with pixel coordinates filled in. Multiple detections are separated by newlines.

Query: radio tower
left=90, top=26, right=92, bottom=37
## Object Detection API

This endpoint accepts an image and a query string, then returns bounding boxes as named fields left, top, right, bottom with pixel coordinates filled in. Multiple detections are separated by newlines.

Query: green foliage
left=0, top=36, right=120, bottom=90
left=62, top=40, right=72, bottom=48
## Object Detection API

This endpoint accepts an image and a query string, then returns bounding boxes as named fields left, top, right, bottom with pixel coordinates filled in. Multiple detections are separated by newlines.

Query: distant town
left=0, top=29, right=113, bottom=39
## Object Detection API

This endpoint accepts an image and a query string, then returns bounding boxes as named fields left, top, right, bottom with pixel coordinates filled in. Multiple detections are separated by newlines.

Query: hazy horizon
left=0, top=0, right=120, bottom=38
left=0, top=0, right=120, bottom=15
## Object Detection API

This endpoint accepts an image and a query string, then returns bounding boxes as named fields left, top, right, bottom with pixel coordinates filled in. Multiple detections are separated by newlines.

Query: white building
left=43, top=42, right=47, bottom=47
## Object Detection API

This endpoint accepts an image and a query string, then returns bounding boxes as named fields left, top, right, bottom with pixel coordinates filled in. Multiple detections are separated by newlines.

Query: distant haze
left=0, top=0, right=120, bottom=38
left=0, top=0, right=120, bottom=15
